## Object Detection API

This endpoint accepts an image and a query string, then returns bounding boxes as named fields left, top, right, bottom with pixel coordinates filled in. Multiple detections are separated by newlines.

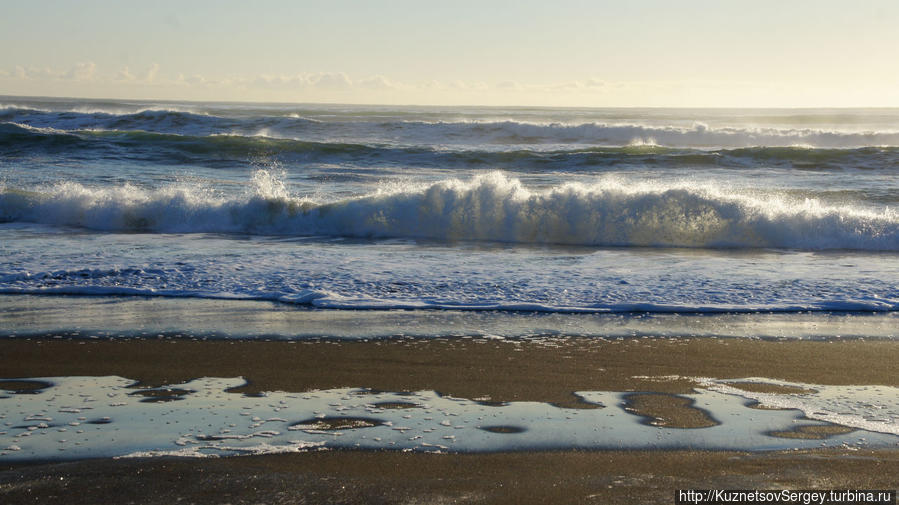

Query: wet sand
left=2, top=449, right=898, bottom=505
left=2, top=337, right=898, bottom=405
left=2, top=336, right=899, bottom=503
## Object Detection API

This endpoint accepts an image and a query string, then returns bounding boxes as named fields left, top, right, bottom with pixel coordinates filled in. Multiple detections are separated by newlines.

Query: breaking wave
left=414, top=120, right=899, bottom=149
left=2, top=121, right=897, bottom=170
left=3, top=105, right=899, bottom=148
left=1, top=171, right=896, bottom=251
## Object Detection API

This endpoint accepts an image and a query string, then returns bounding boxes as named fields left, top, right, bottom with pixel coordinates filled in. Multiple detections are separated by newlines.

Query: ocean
left=1, top=96, right=898, bottom=460
left=1, top=97, right=897, bottom=318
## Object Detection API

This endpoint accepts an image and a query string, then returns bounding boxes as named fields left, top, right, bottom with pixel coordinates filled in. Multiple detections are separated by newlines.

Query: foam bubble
left=697, top=378, right=899, bottom=437
left=1, top=171, right=896, bottom=251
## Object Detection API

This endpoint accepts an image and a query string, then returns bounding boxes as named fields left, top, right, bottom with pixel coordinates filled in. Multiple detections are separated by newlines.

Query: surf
left=2, top=171, right=896, bottom=251
left=5, top=105, right=899, bottom=149
left=3, top=121, right=897, bottom=171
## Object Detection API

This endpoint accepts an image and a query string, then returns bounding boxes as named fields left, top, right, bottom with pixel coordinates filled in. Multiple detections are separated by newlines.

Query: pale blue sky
left=2, top=0, right=897, bottom=106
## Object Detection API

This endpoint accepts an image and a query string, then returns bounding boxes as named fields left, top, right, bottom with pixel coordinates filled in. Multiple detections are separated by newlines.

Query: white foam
left=0, top=121, right=74, bottom=136
left=2, top=171, right=896, bottom=251
left=392, top=120, right=899, bottom=149
left=696, top=378, right=899, bottom=437
left=119, top=440, right=327, bottom=459
left=5, top=104, right=899, bottom=148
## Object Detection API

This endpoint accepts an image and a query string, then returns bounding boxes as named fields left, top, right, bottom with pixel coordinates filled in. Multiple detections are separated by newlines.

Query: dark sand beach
left=2, top=322, right=899, bottom=504
left=3, top=336, right=899, bottom=405
left=4, top=448, right=898, bottom=505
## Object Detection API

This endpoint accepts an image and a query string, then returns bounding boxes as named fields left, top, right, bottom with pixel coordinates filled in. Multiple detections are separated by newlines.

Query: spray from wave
left=2, top=171, right=896, bottom=251
left=4, top=105, right=899, bottom=148
left=2, top=121, right=898, bottom=172
left=417, top=120, right=899, bottom=148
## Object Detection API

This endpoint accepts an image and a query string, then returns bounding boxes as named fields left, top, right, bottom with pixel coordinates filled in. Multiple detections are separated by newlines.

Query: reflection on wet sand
left=1, top=375, right=896, bottom=461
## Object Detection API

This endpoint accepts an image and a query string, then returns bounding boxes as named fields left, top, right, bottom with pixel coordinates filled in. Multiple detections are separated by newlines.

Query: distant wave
left=2, top=171, right=896, bottom=251
left=0, top=121, right=397, bottom=159
left=0, top=107, right=319, bottom=138
left=0, top=107, right=218, bottom=132
left=3, top=106, right=899, bottom=148
left=2, top=122, right=897, bottom=170
left=406, top=120, right=899, bottom=149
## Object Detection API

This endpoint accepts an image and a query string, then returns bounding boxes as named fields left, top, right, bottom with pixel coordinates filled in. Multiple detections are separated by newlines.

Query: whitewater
left=1, top=97, right=898, bottom=316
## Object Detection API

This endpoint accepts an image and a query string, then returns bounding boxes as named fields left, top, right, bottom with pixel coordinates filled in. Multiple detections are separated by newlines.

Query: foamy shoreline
left=2, top=295, right=897, bottom=340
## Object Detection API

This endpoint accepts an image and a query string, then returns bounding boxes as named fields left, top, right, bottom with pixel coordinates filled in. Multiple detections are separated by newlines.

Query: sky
left=1, top=0, right=898, bottom=107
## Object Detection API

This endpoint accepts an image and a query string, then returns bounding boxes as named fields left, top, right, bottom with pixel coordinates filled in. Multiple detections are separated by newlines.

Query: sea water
left=1, top=97, right=897, bottom=318
left=2, top=97, right=899, bottom=459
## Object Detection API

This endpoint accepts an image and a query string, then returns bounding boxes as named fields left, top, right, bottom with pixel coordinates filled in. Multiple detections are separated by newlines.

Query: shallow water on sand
left=1, top=296, right=897, bottom=340
left=1, top=375, right=897, bottom=461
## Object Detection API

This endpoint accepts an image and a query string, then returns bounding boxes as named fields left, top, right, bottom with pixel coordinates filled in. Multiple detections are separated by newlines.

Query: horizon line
left=3, top=93, right=899, bottom=111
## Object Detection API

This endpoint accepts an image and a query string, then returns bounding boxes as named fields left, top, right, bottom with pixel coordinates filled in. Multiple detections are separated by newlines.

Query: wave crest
left=4, top=106, right=899, bottom=148
left=2, top=172, right=896, bottom=251
left=3, top=121, right=897, bottom=171
left=410, top=120, right=899, bottom=148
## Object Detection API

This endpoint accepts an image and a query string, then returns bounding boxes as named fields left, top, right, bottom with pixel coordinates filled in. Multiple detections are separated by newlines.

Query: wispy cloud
left=65, top=62, right=97, bottom=81
left=12, top=62, right=98, bottom=81
left=115, top=63, right=161, bottom=84
left=146, top=63, right=160, bottom=83
left=0, top=62, right=611, bottom=96
left=4, top=61, right=890, bottom=107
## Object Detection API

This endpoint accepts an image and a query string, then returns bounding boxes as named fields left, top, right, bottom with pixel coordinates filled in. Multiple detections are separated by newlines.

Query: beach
left=5, top=449, right=899, bottom=504
left=4, top=319, right=899, bottom=402
left=2, top=301, right=899, bottom=503
left=2, top=98, right=899, bottom=503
